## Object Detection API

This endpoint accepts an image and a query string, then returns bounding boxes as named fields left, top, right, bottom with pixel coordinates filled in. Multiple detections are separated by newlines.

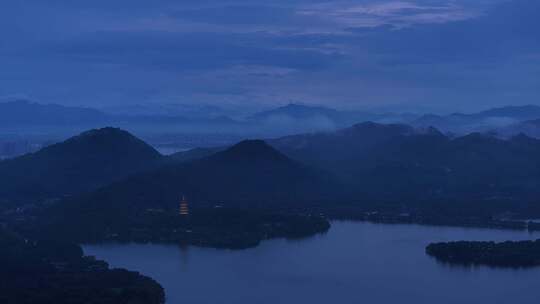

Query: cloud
left=298, top=1, right=478, bottom=28
left=36, top=31, right=342, bottom=72
left=170, top=5, right=297, bottom=25
left=354, top=0, right=540, bottom=65
left=1, top=0, right=540, bottom=112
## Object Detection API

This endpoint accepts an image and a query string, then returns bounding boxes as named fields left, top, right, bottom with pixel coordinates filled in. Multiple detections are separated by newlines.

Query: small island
left=426, top=239, right=540, bottom=268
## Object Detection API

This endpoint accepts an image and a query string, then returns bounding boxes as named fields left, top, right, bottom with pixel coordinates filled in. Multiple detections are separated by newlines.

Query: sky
left=1, top=0, right=539, bottom=113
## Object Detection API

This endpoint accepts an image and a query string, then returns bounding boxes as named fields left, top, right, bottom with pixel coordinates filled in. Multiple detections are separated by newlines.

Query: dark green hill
left=270, top=122, right=421, bottom=182
left=34, top=140, right=335, bottom=246
left=0, top=127, right=162, bottom=203
left=162, top=122, right=540, bottom=207
left=0, top=228, right=164, bottom=303
left=270, top=122, right=540, bottom=205
left=64, top=140, right=337, bottom=214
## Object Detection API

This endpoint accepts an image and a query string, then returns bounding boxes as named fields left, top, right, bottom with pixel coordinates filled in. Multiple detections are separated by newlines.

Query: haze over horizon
left=2, top=0, right=539, bottom=113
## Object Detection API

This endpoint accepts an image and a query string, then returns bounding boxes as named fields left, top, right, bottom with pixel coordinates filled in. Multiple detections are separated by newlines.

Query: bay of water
left=84, top=222, right=540, bottom=304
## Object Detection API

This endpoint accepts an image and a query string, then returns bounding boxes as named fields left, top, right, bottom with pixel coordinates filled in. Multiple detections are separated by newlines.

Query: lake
left=84, top=222, right=540, bottom=304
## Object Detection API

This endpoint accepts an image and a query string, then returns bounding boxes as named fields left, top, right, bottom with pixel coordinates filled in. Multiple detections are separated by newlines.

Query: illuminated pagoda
left=179, top=195, right=189, bottom=216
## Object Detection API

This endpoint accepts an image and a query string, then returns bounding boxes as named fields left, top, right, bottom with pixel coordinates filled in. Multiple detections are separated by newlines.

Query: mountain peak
left=0, top=127, right=162, bottom=201
left=249, top=103, right=338, bottom=120
left=64, top=127, right=156, bottom=151
left=281, top=103, right=331, bottom=111
left=76, top=127, right=132, bottom=140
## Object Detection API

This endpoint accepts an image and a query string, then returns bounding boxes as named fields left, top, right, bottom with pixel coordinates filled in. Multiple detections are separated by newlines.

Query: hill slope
left=33, top=140, right=337, bottom=244
left=270, top=122, right=540, bottom=203
left=68, top=140, right=337, bottom=213
left=269, top=122, right=419, bottom=182
left=0, top=127, right=162, bottom=203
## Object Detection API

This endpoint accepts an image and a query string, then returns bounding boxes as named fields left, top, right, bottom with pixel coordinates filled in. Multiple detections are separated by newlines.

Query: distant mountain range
left=60, top=140, right=337, bottom=219
left=412, top=105, right=540, bottom=135
left=100, top=103, right=230, bottom=119
left=4, top=99, right=540, bottom=211
left=269, top=122, right=540, bottom=203
left=0, top=100, right=412, bottom=136
left=172, top=122, right=540, bottom=205
left=0, top=127, right=337, bottom=207
left=248, top=103, right=416, bottom=133
left=3, top=117, right=540, bottom=251
left=0, top=100, right=109, bottom=126
left=3, top=122, right=540, bottom=222
left=5, top=100, right=540, bottom=139
left=0, top=100, right=241, bottom=129
left=494, top=119, right=540, bottom=139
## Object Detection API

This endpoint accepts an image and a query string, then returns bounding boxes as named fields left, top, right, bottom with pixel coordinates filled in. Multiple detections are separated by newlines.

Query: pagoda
left=179, top=195, right=189, bottom=216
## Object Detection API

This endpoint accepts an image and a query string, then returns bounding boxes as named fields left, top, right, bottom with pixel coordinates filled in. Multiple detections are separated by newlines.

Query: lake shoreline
left=84, top=221, right=540, bottom=304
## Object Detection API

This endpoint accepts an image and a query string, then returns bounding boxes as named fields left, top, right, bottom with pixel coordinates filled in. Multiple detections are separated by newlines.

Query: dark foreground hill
left=60, top=140, right=338, bottom=212
left=28, top=140, right=334, bottom=247
left=0, top=228, right=164, bottom=304
left=0, top=127, right=162, bottom=203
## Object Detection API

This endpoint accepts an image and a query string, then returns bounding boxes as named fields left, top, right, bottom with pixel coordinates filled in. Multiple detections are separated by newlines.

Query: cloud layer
left=1, top=0, right=539, bottom=113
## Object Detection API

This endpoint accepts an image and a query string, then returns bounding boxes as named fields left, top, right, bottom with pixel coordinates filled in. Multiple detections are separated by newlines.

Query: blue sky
left=1, top=0, right=539, bottom=113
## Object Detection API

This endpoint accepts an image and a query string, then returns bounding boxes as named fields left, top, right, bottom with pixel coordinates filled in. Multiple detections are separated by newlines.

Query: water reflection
left=178, top=244, right=190, bottom=271
left=84, top=222, right=540, bottom=304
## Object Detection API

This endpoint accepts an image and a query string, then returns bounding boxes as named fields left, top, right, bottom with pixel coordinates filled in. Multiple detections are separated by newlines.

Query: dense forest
left=22, top=206, right=331, bottom=249
left=0, top=228, right=165, bottom=304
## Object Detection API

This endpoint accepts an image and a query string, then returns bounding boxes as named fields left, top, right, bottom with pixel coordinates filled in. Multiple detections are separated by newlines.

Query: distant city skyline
left=1, top=0, right=539, bottom=113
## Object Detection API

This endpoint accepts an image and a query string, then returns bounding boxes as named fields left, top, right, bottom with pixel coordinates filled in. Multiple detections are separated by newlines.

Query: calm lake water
left=84, top=222, right=540, bottom=304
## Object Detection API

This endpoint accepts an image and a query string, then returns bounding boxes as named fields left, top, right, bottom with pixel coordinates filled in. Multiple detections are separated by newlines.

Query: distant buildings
left=179, top=196, right=189, bottom=216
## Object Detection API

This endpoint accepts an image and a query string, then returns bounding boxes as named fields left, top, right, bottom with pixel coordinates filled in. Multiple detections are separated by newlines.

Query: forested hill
left=270, top=122, right=540, bottom=205
left=0, top=228, right=165, bottom=304
left=26, top=140, right=335, bottom=247
left=0, top=127, right=162, bottom=203
left=57, top=139, right=338, bottom=214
